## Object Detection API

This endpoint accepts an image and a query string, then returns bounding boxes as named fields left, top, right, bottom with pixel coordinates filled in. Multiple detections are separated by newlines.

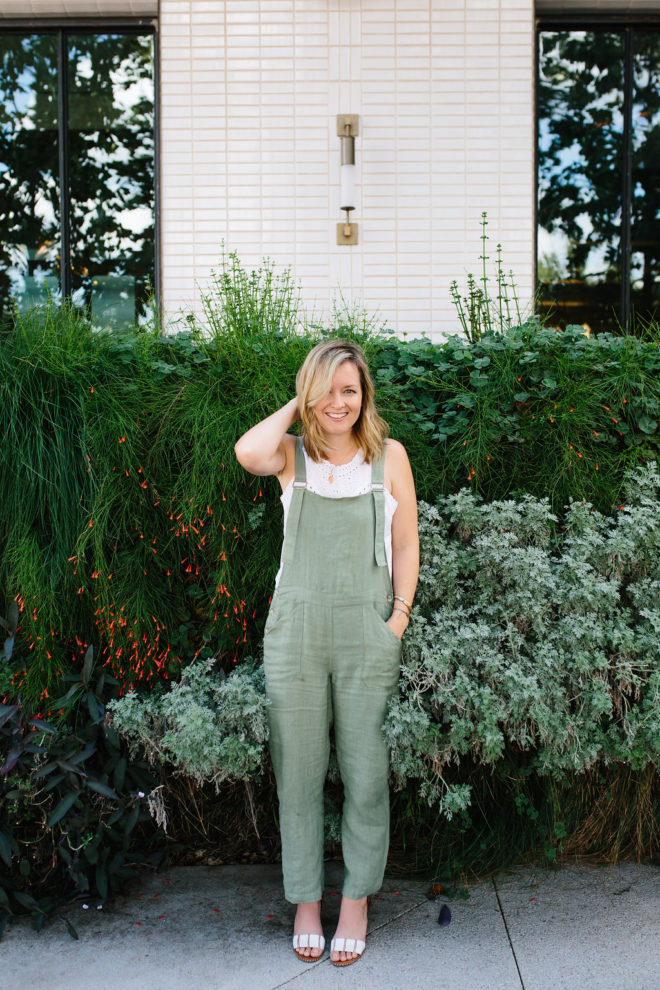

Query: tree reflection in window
left=631, top=34, right=660, bottom=321
left=0, top=31, right=155, bottom=328
left=0, top=34, right=60, bottom=316
left=538, top=28, right=660, bottom=333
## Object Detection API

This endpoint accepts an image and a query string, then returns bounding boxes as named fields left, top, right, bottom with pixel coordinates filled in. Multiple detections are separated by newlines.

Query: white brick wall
left=0, top=0, right=536, bottom=337
left=159, top=0, right=536, bottom=338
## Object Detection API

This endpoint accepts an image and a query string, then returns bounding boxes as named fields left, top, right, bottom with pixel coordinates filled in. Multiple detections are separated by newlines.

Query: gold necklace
left=327, top=447, right=357, bottom=484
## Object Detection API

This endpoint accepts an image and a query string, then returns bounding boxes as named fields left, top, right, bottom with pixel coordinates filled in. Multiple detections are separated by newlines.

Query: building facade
left=1, top=1, right=658, bottom=337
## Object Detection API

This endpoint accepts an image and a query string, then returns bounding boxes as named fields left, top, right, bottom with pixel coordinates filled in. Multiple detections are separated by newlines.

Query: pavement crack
left=492, top=876, right=526, bottom=990
left=272, top=958, right=327, bottom=987
left=367, top=896, right=431, bottom=935
left=271, top=899, right=430, bottom=987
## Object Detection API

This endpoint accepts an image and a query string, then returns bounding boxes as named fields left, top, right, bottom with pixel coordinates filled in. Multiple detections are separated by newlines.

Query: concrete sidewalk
left=2, top=860, right=658, bottom=990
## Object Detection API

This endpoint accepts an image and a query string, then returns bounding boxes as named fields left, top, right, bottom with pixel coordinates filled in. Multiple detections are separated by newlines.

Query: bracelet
left=393, top=595, right=412, bottom=613
left=391, top=606, right=410, bottom=619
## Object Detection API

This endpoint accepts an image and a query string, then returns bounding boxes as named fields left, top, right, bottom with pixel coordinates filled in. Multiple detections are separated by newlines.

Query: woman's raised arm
left=234, top=397, right=299, bottom=479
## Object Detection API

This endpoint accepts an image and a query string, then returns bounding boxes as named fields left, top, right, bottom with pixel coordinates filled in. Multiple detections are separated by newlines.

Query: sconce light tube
left=340, top=162, right=356, bottom=212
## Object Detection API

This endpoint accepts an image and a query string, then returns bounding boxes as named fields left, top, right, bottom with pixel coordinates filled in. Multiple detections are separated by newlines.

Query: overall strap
left=280, top=436, right=307, bottom=568
left=371, top=443, right=387, bottom=568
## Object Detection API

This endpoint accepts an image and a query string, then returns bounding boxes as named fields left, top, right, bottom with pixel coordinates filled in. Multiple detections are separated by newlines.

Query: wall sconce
left=337, top=114, right=358, bottom=245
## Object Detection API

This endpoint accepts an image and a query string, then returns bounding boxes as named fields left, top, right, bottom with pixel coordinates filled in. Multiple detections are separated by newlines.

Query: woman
left=234, top=340, right=419, bottom=967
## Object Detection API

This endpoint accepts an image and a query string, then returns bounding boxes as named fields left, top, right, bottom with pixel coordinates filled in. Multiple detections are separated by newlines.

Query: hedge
left=1, top=251, right=659, bottom=901
left=1, top=252, right=658, bottom=702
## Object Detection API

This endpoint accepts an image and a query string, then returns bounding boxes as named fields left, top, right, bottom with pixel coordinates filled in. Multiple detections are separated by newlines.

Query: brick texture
left=157, top=0, right=536, bottom=337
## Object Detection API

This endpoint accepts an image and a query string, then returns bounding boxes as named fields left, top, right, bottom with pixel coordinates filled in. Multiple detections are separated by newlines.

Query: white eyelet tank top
left=274, top=445, right=398, bottom=587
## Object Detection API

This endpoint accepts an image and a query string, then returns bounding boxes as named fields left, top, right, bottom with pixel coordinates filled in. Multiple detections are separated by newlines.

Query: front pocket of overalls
left=263, top=598, right=303, bottom=678
left=361, top=604, right=403, bottom=690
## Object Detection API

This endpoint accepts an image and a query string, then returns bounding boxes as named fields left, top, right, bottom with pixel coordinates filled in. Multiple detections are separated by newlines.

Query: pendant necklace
left=327, top=445, right=357, bottom=484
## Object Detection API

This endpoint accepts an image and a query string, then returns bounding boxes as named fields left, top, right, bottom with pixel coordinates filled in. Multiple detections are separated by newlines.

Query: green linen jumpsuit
left=263, top=437, right=402, bottom=904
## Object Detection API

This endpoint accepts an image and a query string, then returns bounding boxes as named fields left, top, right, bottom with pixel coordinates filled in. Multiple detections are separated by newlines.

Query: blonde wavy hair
left=296, top=340, right=388, bottom=463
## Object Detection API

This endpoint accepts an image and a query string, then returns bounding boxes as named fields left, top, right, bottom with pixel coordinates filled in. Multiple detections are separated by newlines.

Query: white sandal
left=330, top=936, right=366, bottom=967
left=292, top=932, right=325, bottom=962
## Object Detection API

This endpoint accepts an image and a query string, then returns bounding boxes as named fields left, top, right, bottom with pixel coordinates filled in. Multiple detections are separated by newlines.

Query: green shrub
left=374, top=321, right=660, bottom=510
left=384, top=462, right=660, bottom=819
left=107, top=657, right=269, bottom=793
left=0, top=643, right=162, bottom=939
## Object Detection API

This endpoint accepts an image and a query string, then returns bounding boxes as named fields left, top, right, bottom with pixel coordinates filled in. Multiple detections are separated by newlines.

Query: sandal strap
left=331, top=937, right=366, bottom=955
left=293, top=933, right=325, bottom=950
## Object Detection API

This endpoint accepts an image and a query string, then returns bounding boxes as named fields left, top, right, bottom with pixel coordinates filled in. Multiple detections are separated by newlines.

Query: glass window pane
left=0, top=34, right=61, bottom=319
left=538, top=31, right=625, bottom=331
left=631, top=31, right=660, bottom=322
left=67, top=33, right=155, bottom=328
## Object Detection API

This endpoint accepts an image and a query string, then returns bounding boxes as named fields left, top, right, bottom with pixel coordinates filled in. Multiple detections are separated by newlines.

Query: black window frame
left=0, top=16, right=160, bottom=310
left=535, top=12, right=660, bottom=330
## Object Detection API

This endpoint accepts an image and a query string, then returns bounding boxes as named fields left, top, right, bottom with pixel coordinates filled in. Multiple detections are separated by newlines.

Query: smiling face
left=312, top=359, right=363, bottom=438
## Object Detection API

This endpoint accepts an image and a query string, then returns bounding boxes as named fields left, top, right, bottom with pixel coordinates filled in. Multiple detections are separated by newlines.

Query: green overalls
left=263, top=437, right=402, bottom=904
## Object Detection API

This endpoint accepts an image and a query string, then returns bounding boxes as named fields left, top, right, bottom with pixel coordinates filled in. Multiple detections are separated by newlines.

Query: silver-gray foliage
left=383, top=463, right=660, bottom=820
left=107, top=657, right=269, bottom=789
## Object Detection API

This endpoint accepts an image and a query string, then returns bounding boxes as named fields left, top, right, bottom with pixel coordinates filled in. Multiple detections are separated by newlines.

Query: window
left=537, top=24, right=660, bottom=332
left=0, top=27, right=155, bottom=328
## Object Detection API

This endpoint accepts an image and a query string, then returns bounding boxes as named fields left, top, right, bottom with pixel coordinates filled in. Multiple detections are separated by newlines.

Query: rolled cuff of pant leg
left=341, top=883, right=380, bottom=901
left=283, top=886, right=324, bottom=905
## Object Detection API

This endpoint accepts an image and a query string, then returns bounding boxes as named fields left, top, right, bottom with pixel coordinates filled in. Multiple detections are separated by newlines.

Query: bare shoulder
left=383, top=438, right=414, bottom=497
left=384, top=437, right=411, bottom=474
left=384, top=437, right=408, bottom=462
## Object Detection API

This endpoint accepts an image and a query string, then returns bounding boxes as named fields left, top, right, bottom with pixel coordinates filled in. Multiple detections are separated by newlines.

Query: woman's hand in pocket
left=386, top=608, right=409, bottom=640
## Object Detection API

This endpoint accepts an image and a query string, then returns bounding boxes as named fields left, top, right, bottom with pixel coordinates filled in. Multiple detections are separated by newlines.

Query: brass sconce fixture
left=337, top=114, right=358, bottom=245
